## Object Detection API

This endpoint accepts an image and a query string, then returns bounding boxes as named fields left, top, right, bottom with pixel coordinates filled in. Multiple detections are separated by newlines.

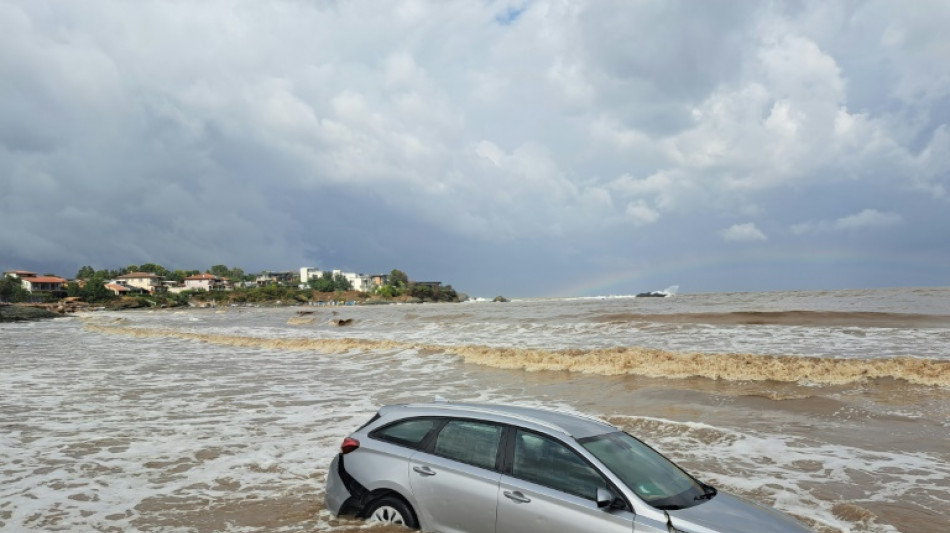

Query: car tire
left=366, top=495, right=418, bottom=529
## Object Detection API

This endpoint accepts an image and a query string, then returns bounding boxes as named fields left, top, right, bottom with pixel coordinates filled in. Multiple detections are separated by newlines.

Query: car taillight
left=341, top=437, right=360, bottom=454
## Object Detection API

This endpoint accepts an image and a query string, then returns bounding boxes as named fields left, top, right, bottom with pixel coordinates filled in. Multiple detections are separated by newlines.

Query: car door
left=409, top=419, right=504, bottom=533
left=495, top=429, right=637, bottom=533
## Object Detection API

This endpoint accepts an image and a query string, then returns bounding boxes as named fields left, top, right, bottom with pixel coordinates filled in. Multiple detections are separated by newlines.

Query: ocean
left=2, top=286, right=948, bottom=532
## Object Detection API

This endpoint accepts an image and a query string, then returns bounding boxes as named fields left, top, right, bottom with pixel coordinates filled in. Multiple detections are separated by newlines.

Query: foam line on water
left=84, top=323, right=950, bottom=386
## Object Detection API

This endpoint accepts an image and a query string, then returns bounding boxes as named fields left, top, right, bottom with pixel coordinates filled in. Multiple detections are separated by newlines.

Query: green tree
left=76, top=266, right=96, bottom=279
left=409, top=283, right=433, bottom=300
left=66, top=281, right=81, bottom=297
left=80, top=273, right=114, bottom=303
left=95, top=268, right=120, bottom=279
left=140, top=263, right=171, bottom=278
left=209, top=265, right=230, bottom=278
left=0, top=276, right=29, bottom=302
left=440, top=284, right=459, bottom=302
left=333, top=273, right=353, bottom=291
left=309, top=272, right=335, bottom=292
left=390, top=269, right=409, bottom=287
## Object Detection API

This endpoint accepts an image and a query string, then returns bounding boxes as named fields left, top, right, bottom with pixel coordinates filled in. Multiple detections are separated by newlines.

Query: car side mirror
left=596, top=488, right=620, bottom=509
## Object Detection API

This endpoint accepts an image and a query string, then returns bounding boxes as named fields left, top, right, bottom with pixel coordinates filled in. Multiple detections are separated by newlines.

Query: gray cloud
left=2, top=0, right=948, bottom=296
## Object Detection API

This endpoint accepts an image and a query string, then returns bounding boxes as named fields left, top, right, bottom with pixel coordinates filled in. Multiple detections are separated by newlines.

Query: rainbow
left=546, top=248, right=919, bottom=298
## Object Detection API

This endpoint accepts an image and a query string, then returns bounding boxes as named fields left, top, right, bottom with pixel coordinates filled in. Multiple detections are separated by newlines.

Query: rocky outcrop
left=0, top=304, right=61, bottom=322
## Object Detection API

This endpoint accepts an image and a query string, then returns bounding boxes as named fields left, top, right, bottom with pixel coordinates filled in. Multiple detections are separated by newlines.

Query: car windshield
left=580, top=432, right=711, bottom=510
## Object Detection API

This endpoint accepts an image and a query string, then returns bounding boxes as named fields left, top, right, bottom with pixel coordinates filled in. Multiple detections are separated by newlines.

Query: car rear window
left=433, top=420, right=503, bottom=470
left=372, top=418, right=439, bottom=449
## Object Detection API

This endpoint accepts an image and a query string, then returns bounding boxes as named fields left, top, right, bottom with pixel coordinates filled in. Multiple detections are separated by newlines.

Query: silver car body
left=325, top=402, right=812, bottom=533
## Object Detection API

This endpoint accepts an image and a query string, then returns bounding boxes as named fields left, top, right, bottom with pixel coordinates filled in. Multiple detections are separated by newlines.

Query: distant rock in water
left=636, top=285, right=679, bottom=298
left=493, top=296, right=510, bottom=302
left=329, top=318, right=353, bottom=326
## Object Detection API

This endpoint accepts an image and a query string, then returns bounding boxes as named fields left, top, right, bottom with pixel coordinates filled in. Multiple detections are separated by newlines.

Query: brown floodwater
left=3, top=289, right=948, bottom=532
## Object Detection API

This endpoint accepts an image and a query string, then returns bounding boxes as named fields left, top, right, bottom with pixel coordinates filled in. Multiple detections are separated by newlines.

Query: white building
left=342, top=271, right=373, bottom=292
left=255, top=271, right=295, bottom=286
left=184, top=273, right=231, bottom=292
left=20, top=274, right=67, bottom=295
left=300, top=267, right=324, bottom=284
left=114, top=272, right=165, bottom=295
left=299, top=266, right=375, bottom=292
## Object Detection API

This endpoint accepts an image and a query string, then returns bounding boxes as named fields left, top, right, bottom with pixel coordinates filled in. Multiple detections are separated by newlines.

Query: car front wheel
left=366, top=495, right=418, bottom=529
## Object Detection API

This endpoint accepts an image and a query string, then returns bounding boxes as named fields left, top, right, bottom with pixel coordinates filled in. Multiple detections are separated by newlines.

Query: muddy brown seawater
left=2, top=288, right=948, bottom=532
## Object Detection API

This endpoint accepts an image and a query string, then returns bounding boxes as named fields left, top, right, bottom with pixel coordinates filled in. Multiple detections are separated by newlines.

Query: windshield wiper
left=655, top=504, right=686, bottom=511
left=693, top=484, right=717, bottom=502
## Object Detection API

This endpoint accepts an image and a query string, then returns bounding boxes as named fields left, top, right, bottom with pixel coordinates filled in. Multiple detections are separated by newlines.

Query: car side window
left=372, top=418, right=439, bottom=449
left=432, top=420, right=503, bottom=470
left=511, top=429, right=607, bottom=500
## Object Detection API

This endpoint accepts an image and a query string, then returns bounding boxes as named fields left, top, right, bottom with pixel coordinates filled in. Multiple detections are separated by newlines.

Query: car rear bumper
left=324, top=454, right=352, bottom=515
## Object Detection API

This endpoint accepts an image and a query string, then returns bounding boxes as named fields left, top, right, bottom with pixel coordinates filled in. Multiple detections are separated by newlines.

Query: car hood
left=667, top=492, right=812, bottom=533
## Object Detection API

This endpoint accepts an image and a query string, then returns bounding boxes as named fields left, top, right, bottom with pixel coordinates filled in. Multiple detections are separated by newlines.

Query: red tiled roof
left=25, top=276, right=67, bottom=283
left=185, top=273, right=220, bottom=281
left=105, top=283, right=130, bottom=292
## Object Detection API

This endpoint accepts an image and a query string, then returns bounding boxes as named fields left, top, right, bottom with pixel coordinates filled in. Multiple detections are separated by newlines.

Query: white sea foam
left=5, top=290, right=950, bottom=532
left=607, top=415, right=944, bottom=533
left=1, top=319, right=474, bottom=531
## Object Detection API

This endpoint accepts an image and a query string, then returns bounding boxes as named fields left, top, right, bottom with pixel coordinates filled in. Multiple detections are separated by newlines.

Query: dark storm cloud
left=1, top=0, right=948, bottom=296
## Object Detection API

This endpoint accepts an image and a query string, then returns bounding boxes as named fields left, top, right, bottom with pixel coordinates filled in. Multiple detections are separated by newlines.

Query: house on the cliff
left=3, top=270, right=67, bottom=298
left=299, top=267, right=375, bottom=292
left=184, top=273, right=232, bottom=292
left=105, top=283, right=147, bottom=296
left=256, top=271, right=295, bottom=286
left=114, top=272, right=165, bottom=295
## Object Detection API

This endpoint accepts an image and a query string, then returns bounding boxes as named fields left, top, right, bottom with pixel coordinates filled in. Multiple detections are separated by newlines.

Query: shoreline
left=0, top=291, right=450, bottom=322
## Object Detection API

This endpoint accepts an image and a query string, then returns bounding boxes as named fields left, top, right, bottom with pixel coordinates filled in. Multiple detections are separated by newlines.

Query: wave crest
left=85, top=324, right=950, bottom=386
left=591, top=310, right=950, bottom=328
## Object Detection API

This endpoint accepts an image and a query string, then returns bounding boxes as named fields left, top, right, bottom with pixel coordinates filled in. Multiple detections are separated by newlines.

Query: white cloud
left=1, top=0, right=948, bottom=294
left=721, top=223, right=768, bottom=242
left=624, top=201, right=660, bottom=226
left=834, top=209, right=903, bottom=230
left=793, top=209, right=903, bottom=234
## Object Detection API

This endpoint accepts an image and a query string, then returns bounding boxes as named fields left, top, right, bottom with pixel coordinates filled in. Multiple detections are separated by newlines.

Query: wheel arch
left=360, top=489, right=421, bottom=526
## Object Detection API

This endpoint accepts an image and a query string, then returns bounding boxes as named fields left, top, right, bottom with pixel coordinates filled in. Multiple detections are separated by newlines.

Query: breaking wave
left=85, top=324, right=950, bottom=386
left=590, top=310, right=950, bottom=328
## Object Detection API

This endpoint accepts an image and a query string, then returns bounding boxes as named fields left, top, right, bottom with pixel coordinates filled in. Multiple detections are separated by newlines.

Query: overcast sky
left=2, top=1, right=948, bottom=297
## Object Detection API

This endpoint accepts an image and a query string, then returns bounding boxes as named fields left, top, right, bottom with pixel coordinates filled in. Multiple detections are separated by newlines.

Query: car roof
left=380, top=402, right=617, bottom=440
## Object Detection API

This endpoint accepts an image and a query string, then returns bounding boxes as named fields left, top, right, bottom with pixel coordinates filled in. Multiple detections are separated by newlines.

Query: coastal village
left=0, top=266, right=460, bottom=319
left=1, top=268, right=440, bottom=297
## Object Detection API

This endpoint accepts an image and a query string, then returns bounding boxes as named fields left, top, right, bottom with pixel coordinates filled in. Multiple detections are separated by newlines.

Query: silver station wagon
left=325, top=402, right=812, bottom=533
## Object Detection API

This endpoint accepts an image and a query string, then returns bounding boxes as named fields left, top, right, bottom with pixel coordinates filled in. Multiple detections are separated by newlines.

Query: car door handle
left=503, top=490, right=531, bottom=504
left=412, top=466, right=436, bottom=477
